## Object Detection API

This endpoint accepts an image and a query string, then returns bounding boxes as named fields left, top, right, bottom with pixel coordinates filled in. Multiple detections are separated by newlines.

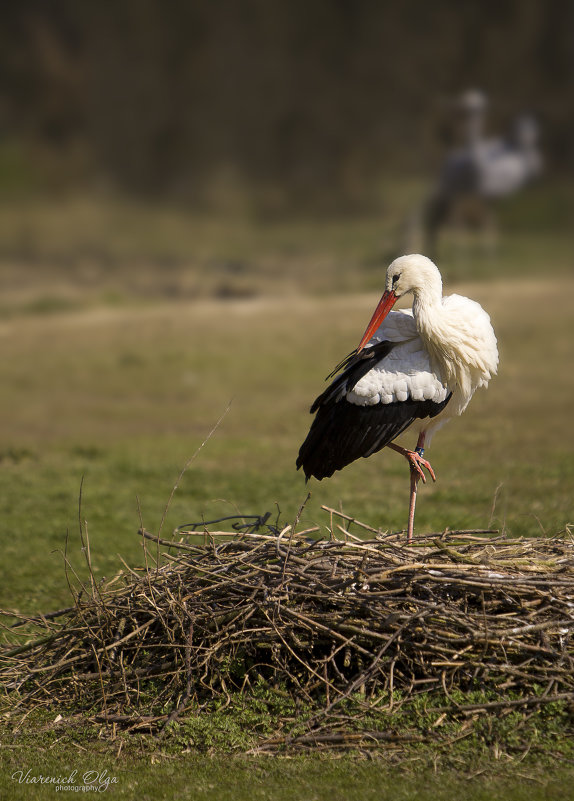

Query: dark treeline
left=1, top=0, right=572, bottom=211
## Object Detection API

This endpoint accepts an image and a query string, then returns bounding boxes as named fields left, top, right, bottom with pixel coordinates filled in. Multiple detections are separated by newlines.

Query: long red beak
left=357, top=290, right=398, bottom=351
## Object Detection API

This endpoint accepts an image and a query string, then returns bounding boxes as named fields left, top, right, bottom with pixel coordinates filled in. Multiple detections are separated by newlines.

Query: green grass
left=1, top=193, right=574, bottom=796
left=0, top=274, right=572, bottom=615
left=3, top=750, right=573, bottom=801
left=2, top=698, right=574, bottom=800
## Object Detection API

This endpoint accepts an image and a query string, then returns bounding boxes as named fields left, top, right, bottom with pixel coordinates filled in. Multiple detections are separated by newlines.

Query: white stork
left=297, top=254, right=498, bottom=541
left=423, top=91, right=542, bottom=257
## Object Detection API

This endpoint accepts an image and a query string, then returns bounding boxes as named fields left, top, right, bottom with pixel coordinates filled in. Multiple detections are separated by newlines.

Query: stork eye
left=392, top=274, right=400, bottom=287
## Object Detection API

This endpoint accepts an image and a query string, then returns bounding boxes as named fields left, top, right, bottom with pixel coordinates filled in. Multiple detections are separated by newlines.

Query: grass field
left=1, top=188, right=574, bottom=798
left=0, top=274, right=572, bottom=614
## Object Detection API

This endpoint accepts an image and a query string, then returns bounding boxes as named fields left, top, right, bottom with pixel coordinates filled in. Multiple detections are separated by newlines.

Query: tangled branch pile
left=2, top=510, right=574, bottom=739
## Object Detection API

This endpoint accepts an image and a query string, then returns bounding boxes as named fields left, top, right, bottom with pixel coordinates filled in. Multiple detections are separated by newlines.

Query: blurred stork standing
left=421, top=90, right=542, bottom=257
left=297, top=254, right=498, bottom=542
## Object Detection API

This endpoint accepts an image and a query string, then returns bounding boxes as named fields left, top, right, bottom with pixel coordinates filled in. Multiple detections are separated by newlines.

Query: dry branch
left=2, top=513, right=574, bottom=743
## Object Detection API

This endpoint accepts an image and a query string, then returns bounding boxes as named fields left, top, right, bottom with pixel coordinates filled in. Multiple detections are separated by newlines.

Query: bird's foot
left=405, top=449, right=436, bottom=484
left=387, top=441, right=436, bottom=484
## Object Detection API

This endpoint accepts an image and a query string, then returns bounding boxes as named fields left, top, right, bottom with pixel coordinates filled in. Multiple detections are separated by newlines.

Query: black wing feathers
left=297, top=340, right=451, bottom=481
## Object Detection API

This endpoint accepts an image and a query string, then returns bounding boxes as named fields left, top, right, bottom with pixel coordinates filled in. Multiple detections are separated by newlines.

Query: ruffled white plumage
left=347, top=309, right=449, bottom=408
left=345, top=290, right=497, bottom=444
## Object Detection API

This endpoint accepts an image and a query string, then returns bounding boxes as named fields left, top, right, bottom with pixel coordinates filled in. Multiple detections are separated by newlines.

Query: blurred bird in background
left=419, top=90, right=543, bottom=258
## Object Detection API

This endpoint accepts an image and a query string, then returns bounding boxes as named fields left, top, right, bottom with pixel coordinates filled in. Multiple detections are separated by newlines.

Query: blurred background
left=1, top=0, right=574, bottom=611
left=0, top=0, right=572, bottom=305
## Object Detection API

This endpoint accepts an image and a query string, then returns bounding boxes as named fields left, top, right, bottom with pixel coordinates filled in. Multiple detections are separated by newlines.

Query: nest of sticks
left=2, top=508, right=574, bottom=745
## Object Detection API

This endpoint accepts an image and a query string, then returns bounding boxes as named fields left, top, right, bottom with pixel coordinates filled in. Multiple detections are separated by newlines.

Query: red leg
left=407, top=467, right=419, bottom=544
left=388, top=432, right=432, bottom=543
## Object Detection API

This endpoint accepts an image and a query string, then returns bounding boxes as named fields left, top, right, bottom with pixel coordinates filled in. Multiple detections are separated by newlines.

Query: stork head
left=357, top=254, right=442, bottom=351
left=384, top=254, right=442, bottom=299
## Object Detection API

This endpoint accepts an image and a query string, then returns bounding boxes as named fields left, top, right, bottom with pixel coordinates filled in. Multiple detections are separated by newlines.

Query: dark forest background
left=1, top=0, right=572, bottom=213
